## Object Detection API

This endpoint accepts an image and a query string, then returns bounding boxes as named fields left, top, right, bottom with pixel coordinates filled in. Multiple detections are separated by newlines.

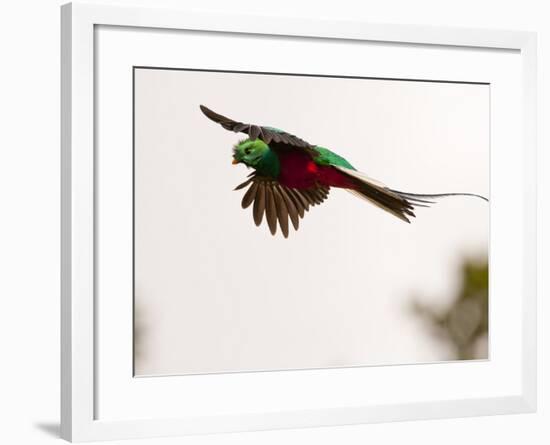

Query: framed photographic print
left=61, top=2, right=537, bottom=442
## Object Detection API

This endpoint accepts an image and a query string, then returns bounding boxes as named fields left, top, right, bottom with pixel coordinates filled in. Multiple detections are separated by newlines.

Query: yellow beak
left=232, top=159, right=239, bottom=165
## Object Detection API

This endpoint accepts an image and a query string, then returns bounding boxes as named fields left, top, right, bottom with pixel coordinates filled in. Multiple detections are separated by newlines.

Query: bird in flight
left=200, top=105, right=488, bottom=238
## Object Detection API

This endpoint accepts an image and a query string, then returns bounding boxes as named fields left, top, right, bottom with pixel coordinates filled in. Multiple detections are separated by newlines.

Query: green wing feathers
left=313, top=146, right=356, bottom=170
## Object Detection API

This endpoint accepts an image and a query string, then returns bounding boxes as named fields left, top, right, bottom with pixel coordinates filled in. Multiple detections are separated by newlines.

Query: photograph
left=133, top=67, right=490, bottom=376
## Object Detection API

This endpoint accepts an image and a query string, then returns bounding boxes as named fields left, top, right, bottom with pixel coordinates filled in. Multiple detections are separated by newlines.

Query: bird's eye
left=244, top=148, right=252, bottom=155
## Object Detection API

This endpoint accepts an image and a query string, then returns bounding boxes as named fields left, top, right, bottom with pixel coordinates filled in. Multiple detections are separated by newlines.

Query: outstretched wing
left=234, top=174, right=330, bottom=238
left=200, top=105, right=317, bottom=155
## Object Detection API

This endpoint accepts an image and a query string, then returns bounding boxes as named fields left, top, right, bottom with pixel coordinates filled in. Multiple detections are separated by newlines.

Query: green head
left=232, top=139, right=269, bottom=167
left=231, top=138, right=280, bottom=178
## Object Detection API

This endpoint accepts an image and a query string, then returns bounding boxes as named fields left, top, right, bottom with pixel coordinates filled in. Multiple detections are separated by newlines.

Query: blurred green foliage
left=412, top=258, right=489, bottom=360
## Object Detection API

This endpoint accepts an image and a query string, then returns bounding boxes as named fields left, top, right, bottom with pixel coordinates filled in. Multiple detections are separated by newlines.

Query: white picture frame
left=61, top=2, right=537, bottom=442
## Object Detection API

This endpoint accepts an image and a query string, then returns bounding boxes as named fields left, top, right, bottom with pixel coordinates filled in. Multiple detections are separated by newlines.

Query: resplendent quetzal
left=200, top=105, right=488, bottom=238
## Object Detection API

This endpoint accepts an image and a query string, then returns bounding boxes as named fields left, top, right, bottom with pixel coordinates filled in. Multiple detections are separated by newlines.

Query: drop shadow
left=34, top=422, right=60, bottom=438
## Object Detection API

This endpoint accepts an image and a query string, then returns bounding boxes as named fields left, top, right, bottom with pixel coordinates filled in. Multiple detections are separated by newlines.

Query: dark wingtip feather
left=199, top=104, right=214, bottom=118
left=241, top=182, right=258, bottom=209
left=234, top=178, right=253, bottom=191
left=265, top=186, right=278, bottom=235
left=277, top=186, right=300, bottom=231
left=272, top=186, right=289, bottom=238
left=253, top=183, right=266, bottom=226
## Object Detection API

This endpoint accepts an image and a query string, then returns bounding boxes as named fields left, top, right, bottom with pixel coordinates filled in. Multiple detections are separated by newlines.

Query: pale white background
left=134, top=69, right=489, bottom=376
left=0, top=0, right=547, bottom=444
